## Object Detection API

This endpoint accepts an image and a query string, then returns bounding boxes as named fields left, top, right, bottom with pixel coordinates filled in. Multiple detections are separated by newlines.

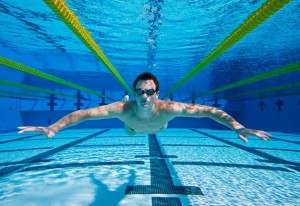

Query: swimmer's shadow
left=89, top=169, right=135, bottom=206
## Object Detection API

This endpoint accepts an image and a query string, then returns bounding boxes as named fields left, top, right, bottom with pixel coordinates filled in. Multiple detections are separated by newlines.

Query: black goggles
left=134, top=88, right=156, bottom=96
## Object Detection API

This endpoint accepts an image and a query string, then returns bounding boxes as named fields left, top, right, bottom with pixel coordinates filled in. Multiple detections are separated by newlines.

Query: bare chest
left=121, top=114, right=169, bottom=134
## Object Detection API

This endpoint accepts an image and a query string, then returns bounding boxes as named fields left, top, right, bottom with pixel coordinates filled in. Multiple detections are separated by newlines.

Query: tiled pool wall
left=0, top=81, right=299, bottom=133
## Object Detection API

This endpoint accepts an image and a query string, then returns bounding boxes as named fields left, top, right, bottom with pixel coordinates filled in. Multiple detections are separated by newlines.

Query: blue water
left=0, top=1, right=300, bottom=205
left=0, top=129, right=299, bottom=205
left=0, top=0, right=299, bottom=98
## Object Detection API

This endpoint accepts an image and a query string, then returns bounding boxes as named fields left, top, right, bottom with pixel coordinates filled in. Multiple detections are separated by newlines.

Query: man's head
left=133, top=72, right=159, bottom=92
left=133, top=72, right=159, bottom=109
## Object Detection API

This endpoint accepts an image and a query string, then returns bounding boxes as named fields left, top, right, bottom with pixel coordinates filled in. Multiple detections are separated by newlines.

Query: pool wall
left=240, top=96, right=299, bottom=132
left=1, top=94, right=299, bottom=133
left=1, top=67, right=299, bottom=133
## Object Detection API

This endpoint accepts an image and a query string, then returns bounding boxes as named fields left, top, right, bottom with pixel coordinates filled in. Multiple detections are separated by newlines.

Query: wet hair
left=133, top=72, right=159, bottom=91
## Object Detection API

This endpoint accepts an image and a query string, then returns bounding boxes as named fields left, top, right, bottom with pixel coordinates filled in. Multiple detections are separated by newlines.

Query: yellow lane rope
left=43, top=0, right=133, bottom=95
left=163, top=0, right=292, bottom=98
left=0, top=89, right=61, bottom=99
left=0, top=79, right=76, bottom=98
left=226, top=91, right=300, bottom=101
left=187, top=62, right=300, bottom=100
left=218, top=82, right=300, bottom=100
left=0, top=57, right=107, bottom=98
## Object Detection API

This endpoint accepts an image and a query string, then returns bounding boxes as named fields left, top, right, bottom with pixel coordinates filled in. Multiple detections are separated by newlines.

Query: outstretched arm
left=172, top=103, right=271, bottom=143
left=18, top=102, right=124, bottom=138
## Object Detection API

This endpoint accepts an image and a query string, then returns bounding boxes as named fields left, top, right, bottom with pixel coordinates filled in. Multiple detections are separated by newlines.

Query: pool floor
left=0, top=128, right=299, bottom=205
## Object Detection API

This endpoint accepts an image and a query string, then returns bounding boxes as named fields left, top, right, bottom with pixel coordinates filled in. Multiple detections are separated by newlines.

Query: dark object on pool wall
left=74, top=90, right=83, bottom=110
left=99, top=89, right=107, bottom=106
left=259, top=101, right=265, bottom=111
left=212, top=95, right=221, bottom=107
left=276, top=99, right=284, bottom=111
left=47, top=92, right=57, bottom=111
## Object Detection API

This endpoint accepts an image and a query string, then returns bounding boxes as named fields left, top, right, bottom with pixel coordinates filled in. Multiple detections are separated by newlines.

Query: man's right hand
left=18, top=126, right=56, bottom=138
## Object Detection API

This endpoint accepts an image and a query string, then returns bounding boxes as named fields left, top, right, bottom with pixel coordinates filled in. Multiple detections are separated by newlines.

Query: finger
left=22, top=128, right=34, bottom=132
left=258, top=131, right=272, bottom=140
left=264, top=132, right=272, bottom=138
left=18, top=126, right=28, bottom=130
left=260, top=134, right=271, bottom=141
left=18, top=126, right=29, bottom=134
left=238, top=134, right=248, bottom=143
left=18, top=130, right=29, bottom=134
left=17, top=127, right=38, bottom=133
left=250, top=130, right=271, bottom=141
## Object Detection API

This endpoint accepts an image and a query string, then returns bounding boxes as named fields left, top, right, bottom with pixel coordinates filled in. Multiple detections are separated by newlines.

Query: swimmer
left=18, top=72, right=271, bottom=142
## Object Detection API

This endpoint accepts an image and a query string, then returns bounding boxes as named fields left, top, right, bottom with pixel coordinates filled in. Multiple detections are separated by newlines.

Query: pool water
left=0, top=128, right=299, bottom=206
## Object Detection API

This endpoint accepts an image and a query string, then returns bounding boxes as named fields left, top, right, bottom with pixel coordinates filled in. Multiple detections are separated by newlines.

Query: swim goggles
left=134, top=88, right=156, bottom=96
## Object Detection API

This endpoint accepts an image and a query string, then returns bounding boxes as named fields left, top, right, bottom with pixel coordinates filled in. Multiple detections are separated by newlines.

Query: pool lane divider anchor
left=259, top=101, right=265, bottom=111
left=0, top=57, right=109, bottom=99
left=47, top=90, right=57, bottom=110
left=163, top=0, right=292, bottom=98
left=74, top=90, right=83, bottom=110
left=99, top=89, right=108, bottom=105
left=43, top=0, right=133, bottom=96
left=276, top=99, right=284, bottom=111
left=0, top=129, right=110, bottom=178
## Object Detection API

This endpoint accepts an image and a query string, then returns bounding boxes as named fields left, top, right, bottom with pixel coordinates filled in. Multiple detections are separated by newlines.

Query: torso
left=124, top=115, right=169, bottom=134
left=118, top=100, right=176, bottom=134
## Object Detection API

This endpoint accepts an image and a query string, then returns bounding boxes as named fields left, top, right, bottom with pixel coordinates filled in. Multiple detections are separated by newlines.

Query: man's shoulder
left=92, top=101, right=136, bottom=117
left=157, top=99, right=184, bottom=106
left=157, top=100, right=185, bottom=113
left=91, top=101, right=131, bottom=112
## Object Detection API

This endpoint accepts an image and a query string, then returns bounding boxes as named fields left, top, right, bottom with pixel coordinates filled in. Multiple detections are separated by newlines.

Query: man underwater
left=18, top=72, right=271, bottom=143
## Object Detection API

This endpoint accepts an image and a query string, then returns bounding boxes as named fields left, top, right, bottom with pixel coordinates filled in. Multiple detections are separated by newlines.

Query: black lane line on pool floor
left=0, top=134, right=42, bottom=144
left=19, top=160, right=144, bottom=172
left=163, top=144, right=230, bottom=148
left=152, top=197, right=182, bottom=206
left=270, top=137, right=300, bottom=145
left=0, top=129, right=110, bottom=178
left=173, top=161, right=292, bottom=172
left=19, top=137, right=82, bottom=141
left=74, top=144, right=146, bottom=147
left=191, top=129, right=299, bottom=172
left=125, top=134, right=203, bottom=196
left=248, top=147, right=300, bottom=153
left=0, top=147, right=53, bottom=153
